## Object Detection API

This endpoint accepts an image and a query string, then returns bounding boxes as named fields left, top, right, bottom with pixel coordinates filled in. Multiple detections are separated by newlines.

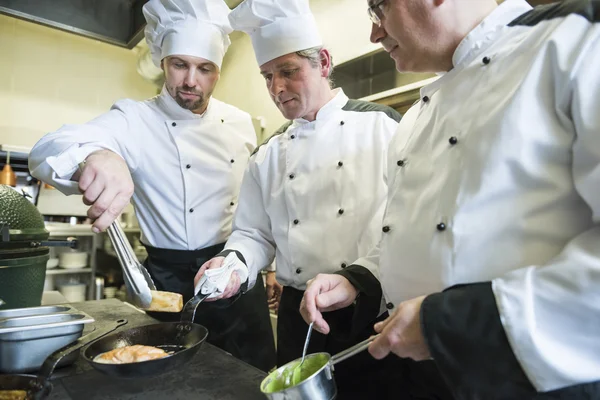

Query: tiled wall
left=0, top=14, right=158, bottom=149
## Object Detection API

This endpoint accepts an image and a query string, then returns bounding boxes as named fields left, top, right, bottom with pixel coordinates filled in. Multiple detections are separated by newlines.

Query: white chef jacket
left=224, top=89, right=400, bottom=290
left=29, top=87, right=257, bottom=250
left=354, top=0, right=600, bottom=392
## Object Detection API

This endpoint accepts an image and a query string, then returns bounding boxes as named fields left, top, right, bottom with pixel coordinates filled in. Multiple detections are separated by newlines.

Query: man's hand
left=369, top=295, right=431, bottom=361
left=78, top=150, right=133, bottom=233
left=194, top=256, right=241, bottom=301
left=299, top=273, right=358, bottom=334
left=265, top=271, right=282, bottom=313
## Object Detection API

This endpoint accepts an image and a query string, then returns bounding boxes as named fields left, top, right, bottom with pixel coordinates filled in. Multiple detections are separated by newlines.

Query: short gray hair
left=296, top=46, right=335, bottom=87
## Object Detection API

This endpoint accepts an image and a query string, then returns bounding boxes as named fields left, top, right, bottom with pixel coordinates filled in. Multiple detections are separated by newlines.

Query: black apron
left=277, top=286, right=454, bottom=400
left=143, top=242, right=276, bottom=372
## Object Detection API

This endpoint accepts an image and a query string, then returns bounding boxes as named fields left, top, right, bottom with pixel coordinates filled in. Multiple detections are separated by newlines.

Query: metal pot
left=260, top=335, right=377, bottom=400
left=0, top=185, right=76, bottom=309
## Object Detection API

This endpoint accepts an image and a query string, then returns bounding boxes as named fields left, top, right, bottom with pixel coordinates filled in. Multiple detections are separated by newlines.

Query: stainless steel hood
left=0, top=0, right=148, bottom=49
left=0, top=0, right=245, bottom=49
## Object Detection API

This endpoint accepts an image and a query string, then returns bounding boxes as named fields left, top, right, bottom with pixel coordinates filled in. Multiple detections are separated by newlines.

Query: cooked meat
left=0, top=390, right=28, bottom=400
left=142, top=290, right=183, bottom=313
left=94, top=345, right=169, bottom=364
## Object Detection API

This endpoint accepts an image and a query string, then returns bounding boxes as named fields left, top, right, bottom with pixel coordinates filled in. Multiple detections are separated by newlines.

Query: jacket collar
left=292, top=88, right=349, bottom=127
left=453, top=0, right=533, bottom=68
left=156, top=85, right=211, bottom=120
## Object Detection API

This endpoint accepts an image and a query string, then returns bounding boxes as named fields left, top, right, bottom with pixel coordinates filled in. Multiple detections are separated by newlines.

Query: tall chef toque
left=228, top=0, right=322, bottom=66
left=143, top=0, right=233, bottom=69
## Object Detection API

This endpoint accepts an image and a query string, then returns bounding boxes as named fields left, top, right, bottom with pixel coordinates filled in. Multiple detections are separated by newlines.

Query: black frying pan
left=0, top=319, right=128, bottom=400
left=83, top=321, right=208, bottom=378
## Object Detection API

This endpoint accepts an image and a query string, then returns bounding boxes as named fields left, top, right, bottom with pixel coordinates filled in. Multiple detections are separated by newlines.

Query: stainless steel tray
left=0, top=305, right=95, bottom=373
left=0, top=305, right=73, bottom=320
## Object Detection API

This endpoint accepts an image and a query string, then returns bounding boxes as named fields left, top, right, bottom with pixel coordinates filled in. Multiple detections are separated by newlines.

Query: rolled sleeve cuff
left=46, top=144, right=116, bottom=179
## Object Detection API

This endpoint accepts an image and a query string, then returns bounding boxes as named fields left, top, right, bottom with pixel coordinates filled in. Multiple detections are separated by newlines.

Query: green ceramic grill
left=0, top=184, right=50, bottom=309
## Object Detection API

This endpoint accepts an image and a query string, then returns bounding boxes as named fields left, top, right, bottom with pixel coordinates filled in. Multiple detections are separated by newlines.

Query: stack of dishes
left=58, top=250, right=88, bottom=269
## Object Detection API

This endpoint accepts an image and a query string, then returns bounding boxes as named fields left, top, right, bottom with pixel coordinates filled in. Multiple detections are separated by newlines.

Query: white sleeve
left=28, top=100, right=140, bottom=195
left=351, top=236, right=381, bottom=281
left=264, top=261, right=276, bottom=272
left=492, top=22, right=600, bottom=392
left=224, top=159, right=276, bottom=289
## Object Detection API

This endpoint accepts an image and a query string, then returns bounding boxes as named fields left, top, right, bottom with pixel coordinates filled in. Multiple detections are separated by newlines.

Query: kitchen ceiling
left=0, top=0, right=555, bottom=50
left=0, top=0, right=246, bottom=49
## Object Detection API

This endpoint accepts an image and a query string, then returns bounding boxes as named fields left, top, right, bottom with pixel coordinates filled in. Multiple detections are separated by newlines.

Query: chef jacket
left=341, top=0, right=600, bottom=397
left=29, top=86, right=257, bottom=250
left=223, top=89, right=401, bottom=290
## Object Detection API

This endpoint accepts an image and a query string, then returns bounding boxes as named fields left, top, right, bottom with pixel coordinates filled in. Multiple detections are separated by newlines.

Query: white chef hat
left=143, top=0, right=233, bottom=69
left=229, top=0, right=322, bottom=66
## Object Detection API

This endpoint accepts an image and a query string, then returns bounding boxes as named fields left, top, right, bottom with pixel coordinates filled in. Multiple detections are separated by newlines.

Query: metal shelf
left=44, top=225, right=140, bottom=300
left=48, top=230, right=95, bottom=237
left=46, top=228, right=140, bottom=237
left=47, top=268, right=92, bottom=275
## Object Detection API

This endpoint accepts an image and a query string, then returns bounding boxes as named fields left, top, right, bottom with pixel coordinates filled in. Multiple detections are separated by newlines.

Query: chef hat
left=229, top=0, right=322, bottom=66
left=143, top=0, right=233, bottom=69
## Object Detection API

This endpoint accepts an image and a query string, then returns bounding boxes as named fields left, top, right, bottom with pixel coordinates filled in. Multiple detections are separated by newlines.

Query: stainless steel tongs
left=107, top=220, right=156, bottom=308
left=77, top=162, right=155, bottom=308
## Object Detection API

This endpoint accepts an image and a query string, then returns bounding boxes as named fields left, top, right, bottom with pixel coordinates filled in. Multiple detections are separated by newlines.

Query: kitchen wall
left=214, top=0, right=382, bottom=139
left=0, top=13, right=158, bottom=149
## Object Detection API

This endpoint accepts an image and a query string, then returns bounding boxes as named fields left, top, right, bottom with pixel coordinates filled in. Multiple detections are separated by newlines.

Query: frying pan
left=83, top=321, right=208, bottom=378
left=82, top=283, right=210, bottom=378
left=0, top=319, right=127, bottom=400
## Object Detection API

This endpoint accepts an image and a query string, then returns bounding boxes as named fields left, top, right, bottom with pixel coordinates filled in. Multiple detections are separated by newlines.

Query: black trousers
left=277, top=286, right=455, bottom=399
left=143, top=242, right=276, bottom=372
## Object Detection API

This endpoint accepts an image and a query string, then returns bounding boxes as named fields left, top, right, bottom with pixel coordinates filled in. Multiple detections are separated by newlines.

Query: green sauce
left=262, top=354, right=329, bottom=393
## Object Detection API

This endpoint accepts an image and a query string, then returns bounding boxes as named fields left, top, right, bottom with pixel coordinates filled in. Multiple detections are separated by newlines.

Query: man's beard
left=169, top=85, right=208, bottom=112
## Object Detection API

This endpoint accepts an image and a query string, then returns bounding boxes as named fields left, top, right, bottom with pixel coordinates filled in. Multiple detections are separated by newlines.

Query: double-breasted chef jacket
left=338, top=1, right=600, bottom=399
left=28, top=87, right=277, bottom=372
left=29, top=87, right=256, bottom=250
left=221, top=88, right=401, bottom=291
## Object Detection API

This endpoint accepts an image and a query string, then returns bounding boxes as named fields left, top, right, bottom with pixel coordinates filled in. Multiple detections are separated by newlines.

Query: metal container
left=261, top=353, right=336, bottom=400
left=94, top=276, right=105, bottom=300
left=0, top=305, right=94, bottom=373
left=0, top=305, right=71, bottom=319
left=260, top=335, right=377, bottom=400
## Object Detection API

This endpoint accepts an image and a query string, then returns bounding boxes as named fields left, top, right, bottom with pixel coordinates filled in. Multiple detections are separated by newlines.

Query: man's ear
left=319, top=48, right=332, bottom=78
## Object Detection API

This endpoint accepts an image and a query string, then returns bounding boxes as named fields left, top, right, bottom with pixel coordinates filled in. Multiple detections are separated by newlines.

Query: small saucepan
left=260, top=334, right=379, bottom=400
left=0, top=319, right=127, bottom=400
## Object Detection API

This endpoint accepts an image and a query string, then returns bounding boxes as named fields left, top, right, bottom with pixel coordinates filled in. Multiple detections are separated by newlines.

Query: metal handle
left=300, top=322, right=314, bottom=364
left=181, top=292, right=211, bottom=322
left=39, top=319, right=128, bottom=379
left=330, top=334, right=379, bottom=366
left=35, top=238, right=78, bottom=248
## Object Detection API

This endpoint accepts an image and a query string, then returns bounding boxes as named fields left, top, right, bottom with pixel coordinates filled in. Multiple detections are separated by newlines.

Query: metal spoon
left=288, top=321, right=314, bottom=386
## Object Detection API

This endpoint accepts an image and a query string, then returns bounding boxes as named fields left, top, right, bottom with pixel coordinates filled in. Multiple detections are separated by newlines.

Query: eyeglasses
left=367, top=0, right=386, bottom=27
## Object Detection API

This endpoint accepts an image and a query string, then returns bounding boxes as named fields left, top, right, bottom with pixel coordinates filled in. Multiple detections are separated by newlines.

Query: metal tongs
left=107, top=221, right=156, bottom=308
left=77, top=162, right=155, bottom=308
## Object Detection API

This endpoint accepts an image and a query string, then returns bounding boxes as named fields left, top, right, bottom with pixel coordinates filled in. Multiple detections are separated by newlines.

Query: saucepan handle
left=39, top=319, right=128, bottom=379
left=330, top=334, right=379, bottom=366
